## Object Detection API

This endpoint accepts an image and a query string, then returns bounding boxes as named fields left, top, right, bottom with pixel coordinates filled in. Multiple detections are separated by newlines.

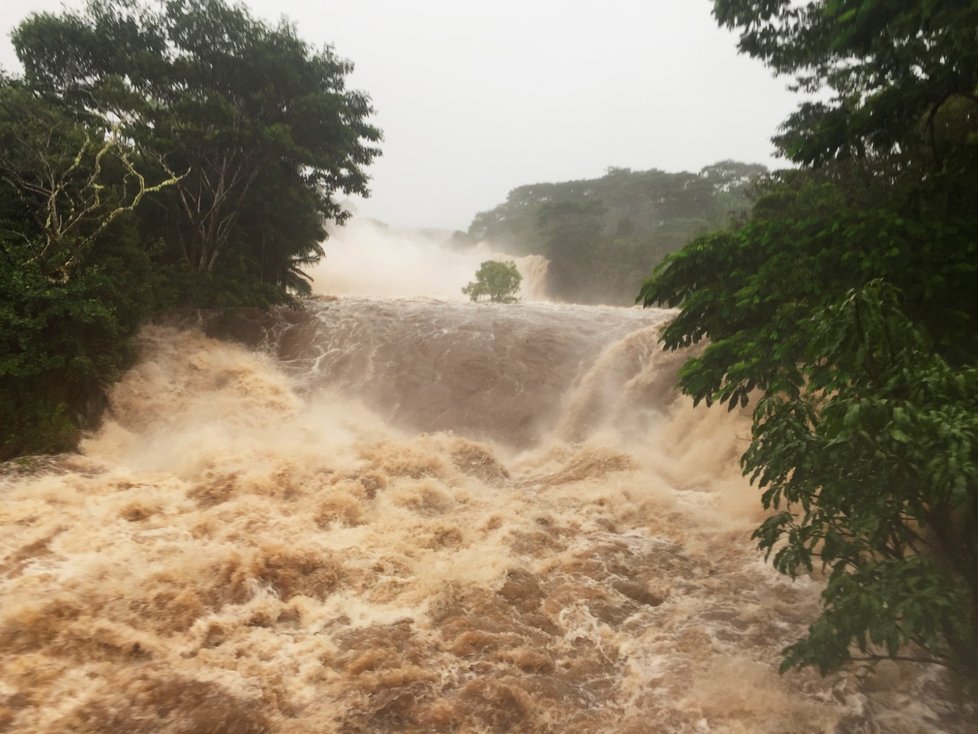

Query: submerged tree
left=462, top=260, right=522, bottom=303
left=641, top=1, right=978, bottom=678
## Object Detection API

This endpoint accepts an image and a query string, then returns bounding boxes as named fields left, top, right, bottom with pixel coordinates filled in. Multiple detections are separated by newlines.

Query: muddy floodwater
left=1, top=298, right=974, bottom=733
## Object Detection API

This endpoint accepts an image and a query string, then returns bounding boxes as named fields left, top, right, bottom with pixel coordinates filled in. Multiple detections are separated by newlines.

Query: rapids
left=1, top=284, right=975, bottom=730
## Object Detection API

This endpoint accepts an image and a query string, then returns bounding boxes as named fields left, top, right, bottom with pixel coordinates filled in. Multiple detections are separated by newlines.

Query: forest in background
left=459, top=161, right=765, bottom=305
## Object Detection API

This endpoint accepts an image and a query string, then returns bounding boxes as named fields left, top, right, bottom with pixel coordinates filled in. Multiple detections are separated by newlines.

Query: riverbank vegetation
left=642, top=1, right=978, bottom=679
left=0, top=0, right=380, bottom=458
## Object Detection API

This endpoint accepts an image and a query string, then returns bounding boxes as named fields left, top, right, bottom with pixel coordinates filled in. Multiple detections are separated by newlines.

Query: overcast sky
left=0, top=0, right=798, bottom=231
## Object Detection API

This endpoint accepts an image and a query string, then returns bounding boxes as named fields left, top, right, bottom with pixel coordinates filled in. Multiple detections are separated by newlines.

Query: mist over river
left=1, top=228, right=974, bottom=733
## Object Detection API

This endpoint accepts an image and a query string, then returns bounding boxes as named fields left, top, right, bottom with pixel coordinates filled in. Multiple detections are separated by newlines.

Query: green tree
left=641, top=1, right=978, bottom=678
left=0, top=83, right=180, bottom=283
left=1, top=0, right=382, bottom=457
left=0, top=76, right=179, bottom=457
left=13, top=0, right=381, bottom=300
left=536, top=199, right=605, bottom=303
left=462, top=260, right=522, bottom=303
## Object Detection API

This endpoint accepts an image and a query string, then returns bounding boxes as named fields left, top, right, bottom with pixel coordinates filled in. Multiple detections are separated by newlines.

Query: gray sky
left=0, top=0, right=798, bottom=230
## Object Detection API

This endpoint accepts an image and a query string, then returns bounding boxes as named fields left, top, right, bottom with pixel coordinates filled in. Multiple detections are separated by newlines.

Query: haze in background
left=0, top=0, right=795, bottom=230
left=311, top=219, right=549, bottom=300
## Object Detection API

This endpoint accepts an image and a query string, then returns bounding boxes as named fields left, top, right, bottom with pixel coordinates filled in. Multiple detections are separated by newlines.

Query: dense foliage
left=0, top=0, right=379, bottom=458
left=14, top=0, right=380, bottom=299
left=0, top=180, right=158, bottom=458
left=641, top=1, right=978, bottom=678
left=462, top=260, right=522, bottom=304
left=463, top=162, right=765, bottom=305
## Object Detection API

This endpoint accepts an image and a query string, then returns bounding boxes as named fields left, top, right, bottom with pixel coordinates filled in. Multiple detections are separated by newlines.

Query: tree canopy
left=13, top=0, right=380, bottom=292
left=462, top=260, right=522, bottom=304
left=642, top=1, right=978, bottom=678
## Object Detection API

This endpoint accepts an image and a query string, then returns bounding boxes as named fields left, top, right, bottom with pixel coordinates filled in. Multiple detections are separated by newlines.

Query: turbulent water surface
left=1, top=284, right=975, bottom=731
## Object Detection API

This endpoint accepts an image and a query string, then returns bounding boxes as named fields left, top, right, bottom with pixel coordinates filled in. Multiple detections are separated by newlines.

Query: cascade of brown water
left=1, top=299, right=973, bottom=733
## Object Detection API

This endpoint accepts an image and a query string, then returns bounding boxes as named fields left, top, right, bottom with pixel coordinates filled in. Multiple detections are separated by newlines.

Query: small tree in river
left=462, top=260, right=521, bottom=303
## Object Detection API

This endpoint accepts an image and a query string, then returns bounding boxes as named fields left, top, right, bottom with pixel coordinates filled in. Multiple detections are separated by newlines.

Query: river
left=0, top=226, right=974, bottom=732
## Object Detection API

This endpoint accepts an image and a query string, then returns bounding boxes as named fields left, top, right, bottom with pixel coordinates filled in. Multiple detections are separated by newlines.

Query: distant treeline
left=0, top=0, right=379, bottom=458
left=458, top=161, right=766, bottom=304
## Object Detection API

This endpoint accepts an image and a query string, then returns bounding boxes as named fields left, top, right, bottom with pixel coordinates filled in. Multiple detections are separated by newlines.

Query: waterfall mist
left=309, top=219, right=548, bottom=301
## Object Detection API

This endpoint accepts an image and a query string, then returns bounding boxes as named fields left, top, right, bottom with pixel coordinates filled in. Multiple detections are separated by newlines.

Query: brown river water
left=1, top=246, right=976, bottom=732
